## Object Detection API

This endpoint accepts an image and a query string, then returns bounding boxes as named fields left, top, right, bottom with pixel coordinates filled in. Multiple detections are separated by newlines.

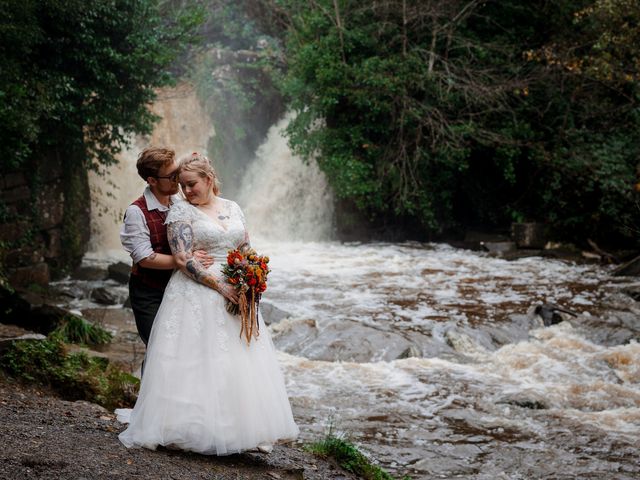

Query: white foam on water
left=254, top=240, right=611, bottom=329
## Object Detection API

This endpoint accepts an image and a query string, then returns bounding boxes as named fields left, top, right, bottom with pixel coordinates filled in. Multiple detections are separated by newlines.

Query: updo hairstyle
left=178, top=152, right=221, bottom=196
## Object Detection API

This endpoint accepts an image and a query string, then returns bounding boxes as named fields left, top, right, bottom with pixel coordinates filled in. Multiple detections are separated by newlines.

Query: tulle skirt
left=116, top=271, right=299, bottom=454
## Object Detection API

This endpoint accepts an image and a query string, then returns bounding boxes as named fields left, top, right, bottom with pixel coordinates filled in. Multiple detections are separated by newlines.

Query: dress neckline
left=190, top=199, right=230, bottom=232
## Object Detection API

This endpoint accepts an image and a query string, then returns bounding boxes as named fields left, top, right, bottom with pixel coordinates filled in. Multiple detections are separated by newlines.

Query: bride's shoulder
left=169, top=197, right=193, bottom=212
left=218, top=197, right=241, bottom=210
left=166, top=197, right=196, bottom=223
left=219, top=197, right=245, bottom=220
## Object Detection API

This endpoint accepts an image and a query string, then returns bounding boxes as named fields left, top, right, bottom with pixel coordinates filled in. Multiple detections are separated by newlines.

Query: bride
left=116, top=153, right=299, bottom=454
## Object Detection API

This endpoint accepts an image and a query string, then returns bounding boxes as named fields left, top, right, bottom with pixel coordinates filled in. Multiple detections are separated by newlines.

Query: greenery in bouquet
left=221, top=244, right=270, bottom=344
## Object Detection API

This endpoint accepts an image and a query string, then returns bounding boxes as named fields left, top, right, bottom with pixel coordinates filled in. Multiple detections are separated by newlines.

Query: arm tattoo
left=167, top=221, right=219, bottom=290
left=147, top=253, right=157, bottom=261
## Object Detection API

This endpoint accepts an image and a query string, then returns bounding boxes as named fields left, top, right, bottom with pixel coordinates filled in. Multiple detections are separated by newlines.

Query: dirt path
left=0, top=375, right=355, bottom=480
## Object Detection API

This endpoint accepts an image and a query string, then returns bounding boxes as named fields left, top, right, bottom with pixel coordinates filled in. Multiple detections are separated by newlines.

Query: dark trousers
left=128, top=276, right=165, bottom=346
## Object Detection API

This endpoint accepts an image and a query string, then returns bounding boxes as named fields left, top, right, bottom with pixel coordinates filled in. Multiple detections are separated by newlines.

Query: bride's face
left=179, top=170, right=213, bottom=205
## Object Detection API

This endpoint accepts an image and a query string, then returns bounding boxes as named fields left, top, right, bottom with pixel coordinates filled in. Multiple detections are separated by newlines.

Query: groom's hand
left=193, top=250, right=214, bottom=268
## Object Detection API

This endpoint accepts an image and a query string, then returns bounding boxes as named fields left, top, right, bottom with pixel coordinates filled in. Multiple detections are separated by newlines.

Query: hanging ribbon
left=238, top=286, right=260, bottom=345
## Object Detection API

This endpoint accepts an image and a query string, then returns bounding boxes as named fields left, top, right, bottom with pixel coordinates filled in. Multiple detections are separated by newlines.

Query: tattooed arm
left=167, top=221, right=238, bottom=303
left=139, top=252, right=176, bottom=269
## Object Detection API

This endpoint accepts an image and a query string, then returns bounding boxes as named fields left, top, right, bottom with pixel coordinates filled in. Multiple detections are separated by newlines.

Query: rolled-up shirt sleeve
left=120, top=205, right=155, bottom=264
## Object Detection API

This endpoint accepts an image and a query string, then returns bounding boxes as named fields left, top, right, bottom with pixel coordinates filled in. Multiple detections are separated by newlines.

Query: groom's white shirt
left=120, top=186, right=176, bottom=264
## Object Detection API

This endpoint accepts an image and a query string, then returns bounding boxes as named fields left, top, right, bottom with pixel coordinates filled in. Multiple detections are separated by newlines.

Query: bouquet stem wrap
left=237, top=286, right=260, bottom=344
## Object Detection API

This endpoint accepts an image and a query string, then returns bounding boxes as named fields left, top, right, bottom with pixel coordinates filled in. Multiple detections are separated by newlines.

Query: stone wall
left=0, top=157, right=90, bottom=287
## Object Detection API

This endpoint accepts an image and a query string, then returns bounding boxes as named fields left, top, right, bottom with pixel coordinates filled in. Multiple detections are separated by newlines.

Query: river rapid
left=249, top=239, right=640, bottom=479
left=68, top=243, right=640, bottom=479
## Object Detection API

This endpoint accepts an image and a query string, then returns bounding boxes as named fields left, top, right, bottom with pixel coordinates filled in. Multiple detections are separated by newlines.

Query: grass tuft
left=52, top=315, right=113, bottom=345
left=306, top=434, right=407, bottom=480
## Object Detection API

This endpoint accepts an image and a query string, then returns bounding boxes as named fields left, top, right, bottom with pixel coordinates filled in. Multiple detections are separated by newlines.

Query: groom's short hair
left=137, top=147, right=176, bottom=181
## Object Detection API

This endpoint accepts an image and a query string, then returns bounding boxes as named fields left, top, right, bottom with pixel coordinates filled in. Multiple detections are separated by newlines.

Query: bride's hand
left=217, top=283, right=239, bottom=304
left=193, top=250, right=214, bottom=268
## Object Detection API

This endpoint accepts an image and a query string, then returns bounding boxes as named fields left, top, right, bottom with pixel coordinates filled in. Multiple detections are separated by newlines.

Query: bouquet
left=221, top=243, right=270, bottom=344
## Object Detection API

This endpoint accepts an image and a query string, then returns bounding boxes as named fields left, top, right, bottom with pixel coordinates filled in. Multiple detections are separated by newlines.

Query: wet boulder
left=91, top=287, right=121, bottom=306
left=73, top=265, right=108, bottom=281
left=481, top=241, right=517, bottom=256
left=259, top=301, right=290, bottom=325
left=0, top=285, right=69, bottom=334
left=273, top=318, right=424, bottom=362
left=107, top=262, right=130, bottom=284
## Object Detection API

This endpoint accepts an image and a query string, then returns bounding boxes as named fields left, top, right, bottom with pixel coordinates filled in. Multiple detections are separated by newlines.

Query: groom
left=120, top=147, right=212, bottom=347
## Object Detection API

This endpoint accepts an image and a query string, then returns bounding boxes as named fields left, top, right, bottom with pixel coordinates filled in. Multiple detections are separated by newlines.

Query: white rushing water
left=237, top=115, right=334, bottom=242
left=256, top=241, right=640, bottom=479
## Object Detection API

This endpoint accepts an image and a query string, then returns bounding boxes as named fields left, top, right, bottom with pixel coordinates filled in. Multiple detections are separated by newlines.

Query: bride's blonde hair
left=179, top=152, right=221, bottom=196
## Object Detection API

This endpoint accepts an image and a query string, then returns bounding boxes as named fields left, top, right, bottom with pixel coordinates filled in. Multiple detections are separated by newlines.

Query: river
left=257, top=240, right=640, bottom=479
left=69, top=239, right=640, bottom=479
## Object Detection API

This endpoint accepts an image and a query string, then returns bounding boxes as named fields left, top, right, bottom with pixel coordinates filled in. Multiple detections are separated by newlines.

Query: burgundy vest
left=129, top=195, right=173, bottom=290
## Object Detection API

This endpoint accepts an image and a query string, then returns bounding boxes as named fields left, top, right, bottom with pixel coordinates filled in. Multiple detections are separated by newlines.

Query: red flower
left=227, top=251, right=243, bottom=266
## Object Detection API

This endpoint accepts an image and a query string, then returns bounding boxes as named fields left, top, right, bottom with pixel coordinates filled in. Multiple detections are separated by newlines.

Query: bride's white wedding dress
left=116, top=197, right=299, bottom=454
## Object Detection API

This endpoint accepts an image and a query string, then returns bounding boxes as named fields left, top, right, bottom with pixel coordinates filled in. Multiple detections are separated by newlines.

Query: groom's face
left=152, top=160, right=180, bottom=196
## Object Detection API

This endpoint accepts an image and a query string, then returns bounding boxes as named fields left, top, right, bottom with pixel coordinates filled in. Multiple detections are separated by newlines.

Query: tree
left=0, top=0, right=204, bottom=171
left=270, top=0, right=640, bottom=244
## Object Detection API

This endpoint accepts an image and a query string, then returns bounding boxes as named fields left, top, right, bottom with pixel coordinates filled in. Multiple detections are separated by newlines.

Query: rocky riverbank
left=0, top=373, right=357, bottom=480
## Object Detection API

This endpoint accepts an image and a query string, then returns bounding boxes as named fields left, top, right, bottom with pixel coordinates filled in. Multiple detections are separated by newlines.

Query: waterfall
left=89, top=92, right=333, bottom=255
left=88, top=83, right=214, bottom=256
left=237, top=115, right=334, bottom=242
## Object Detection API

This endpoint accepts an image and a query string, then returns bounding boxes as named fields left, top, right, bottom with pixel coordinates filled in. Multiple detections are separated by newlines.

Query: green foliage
left=272, top=0, right=640, bottom=244
left=307, top=434, right=403, bottom=480
left=51, top=315, right=113, bottom=346
left=0, top=0, right=205, bottom=172
left=0, top=337, right=138, bottom=410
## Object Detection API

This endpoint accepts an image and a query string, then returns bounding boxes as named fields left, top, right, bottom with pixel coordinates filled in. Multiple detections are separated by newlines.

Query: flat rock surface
left=0, top=375, right=356, bottom=480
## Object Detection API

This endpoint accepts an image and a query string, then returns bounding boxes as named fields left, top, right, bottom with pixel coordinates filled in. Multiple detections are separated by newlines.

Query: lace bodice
left=165, top=197, right=246, bottom=260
